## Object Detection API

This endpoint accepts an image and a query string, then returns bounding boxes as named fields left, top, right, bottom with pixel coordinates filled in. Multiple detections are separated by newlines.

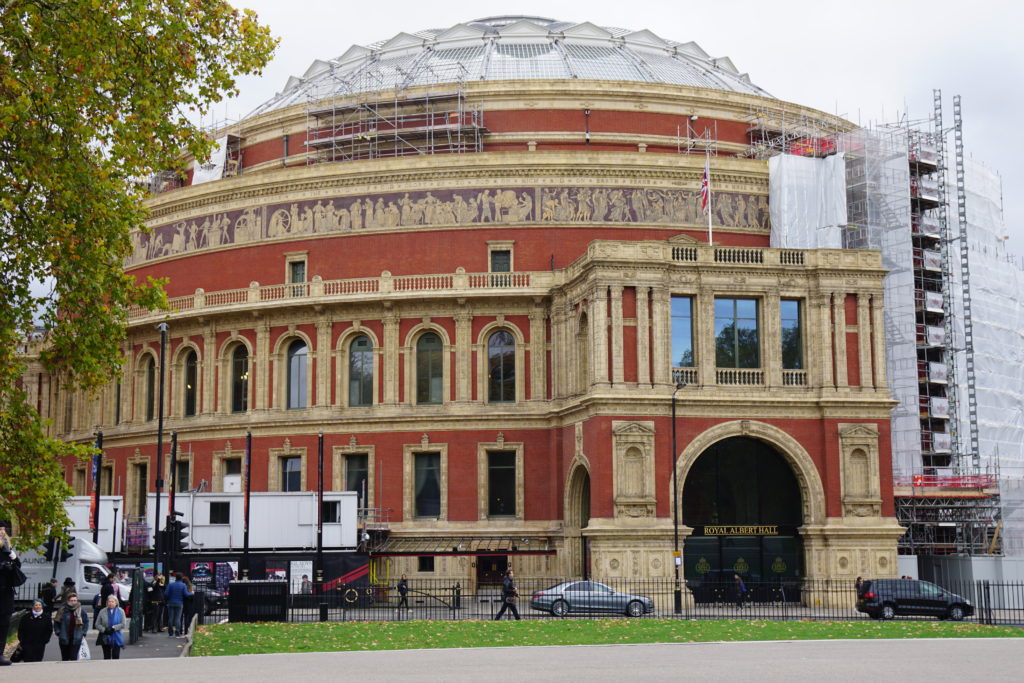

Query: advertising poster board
left=190, top=561, right=214, bottom=590
left=290, top=560, right=313, bottom=594
left=215, top=562, right=238, bottom=594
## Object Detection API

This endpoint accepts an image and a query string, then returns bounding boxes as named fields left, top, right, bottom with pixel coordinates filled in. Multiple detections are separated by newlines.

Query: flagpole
left=706, top=151, right=713, bottom=245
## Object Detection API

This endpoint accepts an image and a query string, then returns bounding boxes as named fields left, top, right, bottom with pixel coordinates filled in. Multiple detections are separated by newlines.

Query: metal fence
left=200, top=577, right=1024, bottom=627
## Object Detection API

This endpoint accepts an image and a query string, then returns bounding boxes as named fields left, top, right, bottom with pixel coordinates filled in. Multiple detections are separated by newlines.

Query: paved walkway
left=7, top=637, right=1024, bottom=682
left=34, top=621, right=189, bottom=662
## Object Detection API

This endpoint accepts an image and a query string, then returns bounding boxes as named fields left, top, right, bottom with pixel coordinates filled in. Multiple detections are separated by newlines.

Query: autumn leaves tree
left=0, top=1, right=276, bottom=547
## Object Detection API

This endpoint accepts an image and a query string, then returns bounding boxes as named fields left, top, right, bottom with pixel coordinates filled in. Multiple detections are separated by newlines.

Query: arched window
left=231, top=345, right=249, bottom=413
left=183, top=350, right=198, bottom=417
left=488, top=330, right=516, bottom=403
left=349, top=335, right=373, bottom=406
left=416, top=332, right=443, bottom=405
left=145, top=356, right=156, bottom=421
left=287, top=339, right=308, bottom=409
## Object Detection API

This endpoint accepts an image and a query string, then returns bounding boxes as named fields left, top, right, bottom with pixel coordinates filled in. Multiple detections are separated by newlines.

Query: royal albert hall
left=43, top=16, right=905, bottom=593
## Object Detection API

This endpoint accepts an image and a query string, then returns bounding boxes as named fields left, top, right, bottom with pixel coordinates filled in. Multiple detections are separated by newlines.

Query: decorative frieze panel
left=130, top=185, right=769, bottom=266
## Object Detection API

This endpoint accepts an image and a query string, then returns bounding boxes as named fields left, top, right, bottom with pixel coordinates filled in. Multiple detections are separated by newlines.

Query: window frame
left=487, top=329, right=516, bottom=403
left=780, top=298, right=804, bottom=370
left=209, top=501, right=231, bottom=525
left=280, top=455, right=302, bottom=492
left=348, top=334, right=374, bottom=407
left=333, top=444, right=375, bottom=508
left=229, top=343, right=249, bottom=414
left=183, top=348, right=199, bottom=417
left=268, top=444, right=307, bottom=493
left=713, top=297, right=761, bottom=369
left=477, top=440, right=525, bottom=521
left=414, top=331, right=444, bottom=405
left=670, top=295, right=695, bottom=368
left=403, top=442, right=447, bottom=521
left=145, top=355, right=156, bottom=421
left=286, top=338, right=309, bottom=410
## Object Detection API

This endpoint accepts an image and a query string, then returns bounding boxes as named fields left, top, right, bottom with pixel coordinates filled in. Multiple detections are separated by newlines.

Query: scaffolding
left=743, top=103, right=844, bottom=160
left=304, top=61, right=484, bottom=165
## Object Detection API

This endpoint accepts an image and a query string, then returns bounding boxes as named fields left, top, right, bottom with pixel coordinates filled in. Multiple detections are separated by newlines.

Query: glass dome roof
left=248, top=16, right=771, bottom=117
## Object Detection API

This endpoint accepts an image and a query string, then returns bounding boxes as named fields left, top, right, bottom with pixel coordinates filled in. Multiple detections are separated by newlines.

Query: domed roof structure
left=249, top=16, right=771, bottom=117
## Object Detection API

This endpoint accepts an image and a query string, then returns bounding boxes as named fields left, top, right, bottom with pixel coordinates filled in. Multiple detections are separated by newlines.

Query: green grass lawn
left=191, top=619, right=1023, bottom=657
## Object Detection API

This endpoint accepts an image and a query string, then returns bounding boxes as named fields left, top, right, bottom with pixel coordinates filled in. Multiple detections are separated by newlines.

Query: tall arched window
left=183, top=350, right=198, bottom=417
left=416, top=332, right=443, bottom=405
left=488, top=330, right=516, bottom=403
left=231, top=345, right=249, bottom=413
left=145, top=356, right=156, bottom=421
left=349, top=335, right=373, bottom=406
left=287, top=339, right=308, bottom=409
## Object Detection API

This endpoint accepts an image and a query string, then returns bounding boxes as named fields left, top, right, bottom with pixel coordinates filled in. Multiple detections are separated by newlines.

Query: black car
left=856, top=579, right=974, bottom=621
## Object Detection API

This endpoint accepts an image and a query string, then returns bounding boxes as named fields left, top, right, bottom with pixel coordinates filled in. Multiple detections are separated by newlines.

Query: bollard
left=454, top=582, right=461, bottom=610
left=319, top=602, right=328, bottom=622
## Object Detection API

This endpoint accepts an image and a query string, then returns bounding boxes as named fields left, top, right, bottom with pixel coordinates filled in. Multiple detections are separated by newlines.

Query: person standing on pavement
left=39, top=578, right=58, bottom=615
left=163, top=572, right=193, bottom=637
left=17, top=599, right=52, bottom=662
left=57, top=576, right=76, bottom=606
left=94, top=594, right=126, bottom=659
left=52, top=592, right=88, bottom=661
left=181, top=575, right=195, bottom=636
left=0, top=525, right=21, bottom=667
left=396, top=574, right=409, bottom=611
left=146, top=573, right=165, bottom=632
left=493, top=569, right=521, bottom=621
left=733, top=573, right=747, bottom=610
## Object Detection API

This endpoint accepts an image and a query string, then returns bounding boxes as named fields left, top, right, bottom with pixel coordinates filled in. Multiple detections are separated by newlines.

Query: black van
left=856, top=579, right=974, bottom=621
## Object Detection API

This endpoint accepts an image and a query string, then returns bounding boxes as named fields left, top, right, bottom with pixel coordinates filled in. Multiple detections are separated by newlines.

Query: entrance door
left=476, top=555, right=507, bottom=587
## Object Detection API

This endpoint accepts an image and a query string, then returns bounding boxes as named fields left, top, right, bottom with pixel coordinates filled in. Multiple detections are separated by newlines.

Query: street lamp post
left=672, top=378, right=687, bottom=614
left=111, top=498, right=121, bottom=554
left=154, top=322, right=168, bottom=574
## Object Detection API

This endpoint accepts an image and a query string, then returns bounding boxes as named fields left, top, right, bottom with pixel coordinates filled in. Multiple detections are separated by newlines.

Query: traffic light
left=175, top=519, right=189, bottom=551
left=165, top=512, right=189, bottom=552
left=60, top=534, right=74, bottom=562
left=43, top=537, right=57, bottom=562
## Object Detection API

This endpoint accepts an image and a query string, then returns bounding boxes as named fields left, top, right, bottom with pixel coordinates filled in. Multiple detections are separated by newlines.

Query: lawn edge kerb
left=190, top=619, right=1024, bottom=657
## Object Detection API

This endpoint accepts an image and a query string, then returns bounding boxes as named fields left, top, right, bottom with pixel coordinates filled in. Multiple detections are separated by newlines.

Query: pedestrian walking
left=94, top=594, right=126, bottom=659
left=396, top=574, right=409, bottom=610
left=163, top=572, right=193, bottom=637
left=17, top=599, right=52, bottom=662
left=493, top=569, right=521, bottom=621
left=52, top=592, right=89, bottom=661
left=733, top=572, right=747, bottom=610
left=146, top=573, right=165, bottom=632
left=182, top=575, right=196, bottom=635
left=0, top=524, right=22, bottom=667
left=855, top=576, right=863, bottom=594
left=39, top=578, right=58, bottom=615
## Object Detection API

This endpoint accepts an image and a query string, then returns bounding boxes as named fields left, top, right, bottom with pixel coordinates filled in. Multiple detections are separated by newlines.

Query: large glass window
left=670, top=296, right=694, bottom=367
left=345, top=453, right=368, bottom=500
left=414, top=452, right=441, bottom=517
left=487, top=330, right=516, bottom=402
left=714, top=298, right=760, bottom=368
left=281, top=456, right=301, bottom=492
left=781, top=300, right=803, bottom=370
left=488, top=451, right=516, bottom=517
left=349, top=335, right=373, bottom=406
left=183, top=350, right=198, bottom=417
left=287, top=339, right=308, bottom=409
left=416, top=332, right=443, bottom=405
left=145, top=356, right=156, bottom=421
left=231, top=345, right=249, bottom=413
left=288, top=259, right=306, bottom=296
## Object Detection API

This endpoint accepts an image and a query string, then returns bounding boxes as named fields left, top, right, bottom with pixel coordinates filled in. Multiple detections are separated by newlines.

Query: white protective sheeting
left=191, top=136, right=229, bottom=185
left=768, top=154, right=847, bottom=248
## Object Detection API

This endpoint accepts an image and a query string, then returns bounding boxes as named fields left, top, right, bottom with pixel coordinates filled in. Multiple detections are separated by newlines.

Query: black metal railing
left=204, top=578, right=1024, bottom=626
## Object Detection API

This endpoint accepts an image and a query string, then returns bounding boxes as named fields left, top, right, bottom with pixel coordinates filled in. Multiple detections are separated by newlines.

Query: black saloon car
left=856, top=579, right=974, bottom=621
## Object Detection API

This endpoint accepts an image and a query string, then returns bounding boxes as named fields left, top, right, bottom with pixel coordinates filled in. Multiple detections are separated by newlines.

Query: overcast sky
left=214, top=0, right=1021, bottom=255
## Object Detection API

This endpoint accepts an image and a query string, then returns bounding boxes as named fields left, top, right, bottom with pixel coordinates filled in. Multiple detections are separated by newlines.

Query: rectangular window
left=72, top=468, right=86, bottom=496
left=173, top=460, right=190, bottom=493
left=322, top=500, right=340, bottom=524
left=417, top=556, right=435, bottom=573
left=224, top=458, right=242, bottom=476
left=100, top=466, right=114, bottom=496
left=781, top=299, right=803, bottom=370
left=209, top=501, right=230, bottom=525
left=281, top=456, right=301, bottom=492
left=345, top=454, right=368, bottom=501
left=714, top=298, right=760, bottom=368
left=487, top=451, right=517, bottom=517
left=670, top=296, right=694, bottom=367
left=414, top=452, right=441, bottom=518
left=490, top=249, right=511, bottom=272
left=288, top=259, right=306, bottom=297
left=133, top=463, right=148, bottom=517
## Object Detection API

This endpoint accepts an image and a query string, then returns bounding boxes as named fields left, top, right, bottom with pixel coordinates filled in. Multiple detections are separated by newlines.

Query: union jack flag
left=700, top=156, right=710, bottom=213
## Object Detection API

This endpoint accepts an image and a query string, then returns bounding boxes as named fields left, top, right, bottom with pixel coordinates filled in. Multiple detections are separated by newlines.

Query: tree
left=0, top=1, right=276, bottom=548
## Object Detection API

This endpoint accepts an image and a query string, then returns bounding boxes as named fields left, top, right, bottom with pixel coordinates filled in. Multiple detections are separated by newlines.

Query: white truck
left=19, top=535, right=111, bottom=606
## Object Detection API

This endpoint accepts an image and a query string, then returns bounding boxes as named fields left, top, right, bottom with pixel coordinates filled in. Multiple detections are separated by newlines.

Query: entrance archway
left=564, top=460, right=591, bottom=578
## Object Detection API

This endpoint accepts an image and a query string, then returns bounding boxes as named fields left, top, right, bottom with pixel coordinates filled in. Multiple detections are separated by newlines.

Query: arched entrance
left=564, top=462, right=591, bottom=578
left=682, top=436, right=804, bottom=599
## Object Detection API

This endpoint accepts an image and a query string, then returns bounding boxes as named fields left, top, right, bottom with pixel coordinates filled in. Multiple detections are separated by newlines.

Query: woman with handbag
left=0, top=524, right=26, bottom=667
left=94, top=594, right=126, bottom=659
left=52, top=592, right=89, bottom=660
left=17, top=599, right=52, bottom=662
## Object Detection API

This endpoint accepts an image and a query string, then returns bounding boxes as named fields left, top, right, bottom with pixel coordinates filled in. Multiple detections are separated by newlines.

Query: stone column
left=383, top=311, right=400, bottom=405
left=870, top=293, right=887, bottom=388
left=636, top=286, right=651, bottom=386
left=816, top=293, right=834, bottom=389
left=315, top=319, right=331, bottom=407
left=765, top=289, right=782, bottom=388
left=696, top=287, right=715, bottom=388
left=255, top=320, right=270, bottom=411
left=857, top=293, right=873, bottom=388
left=610, top=285, right=624, bottom=385
left=203, top=327, right=216, bottom=414
left=529, top=304, right=546, bottom=400
left=650, top=287, right=671, bottom=386
left=591, top=285, right=610, bottom=387
left=454, top=309, right=472, bottom=402
left=832, top=292, right=848, bottom=388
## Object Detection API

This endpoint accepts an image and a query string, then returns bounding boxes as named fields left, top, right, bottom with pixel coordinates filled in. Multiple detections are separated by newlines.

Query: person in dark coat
left=396, top=574, right=409, bottom=610
left=0, top=525, right=21, bottom=666
left=17, top=599, right=52, bottom=663
left=181, top=575, right=195, bottom=635
left=146, top=573, right=166, bottom=632
left=734, top=572, right=747, bottom=610
left=52, top=592, right=88, bottom=661
left=39, top=578, right=58, bottom=615
left=493, top=569, right=521, bottom=621
left=57, top=577, right=76, bottom=606
left=163, top=572, right=193, bottom=637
